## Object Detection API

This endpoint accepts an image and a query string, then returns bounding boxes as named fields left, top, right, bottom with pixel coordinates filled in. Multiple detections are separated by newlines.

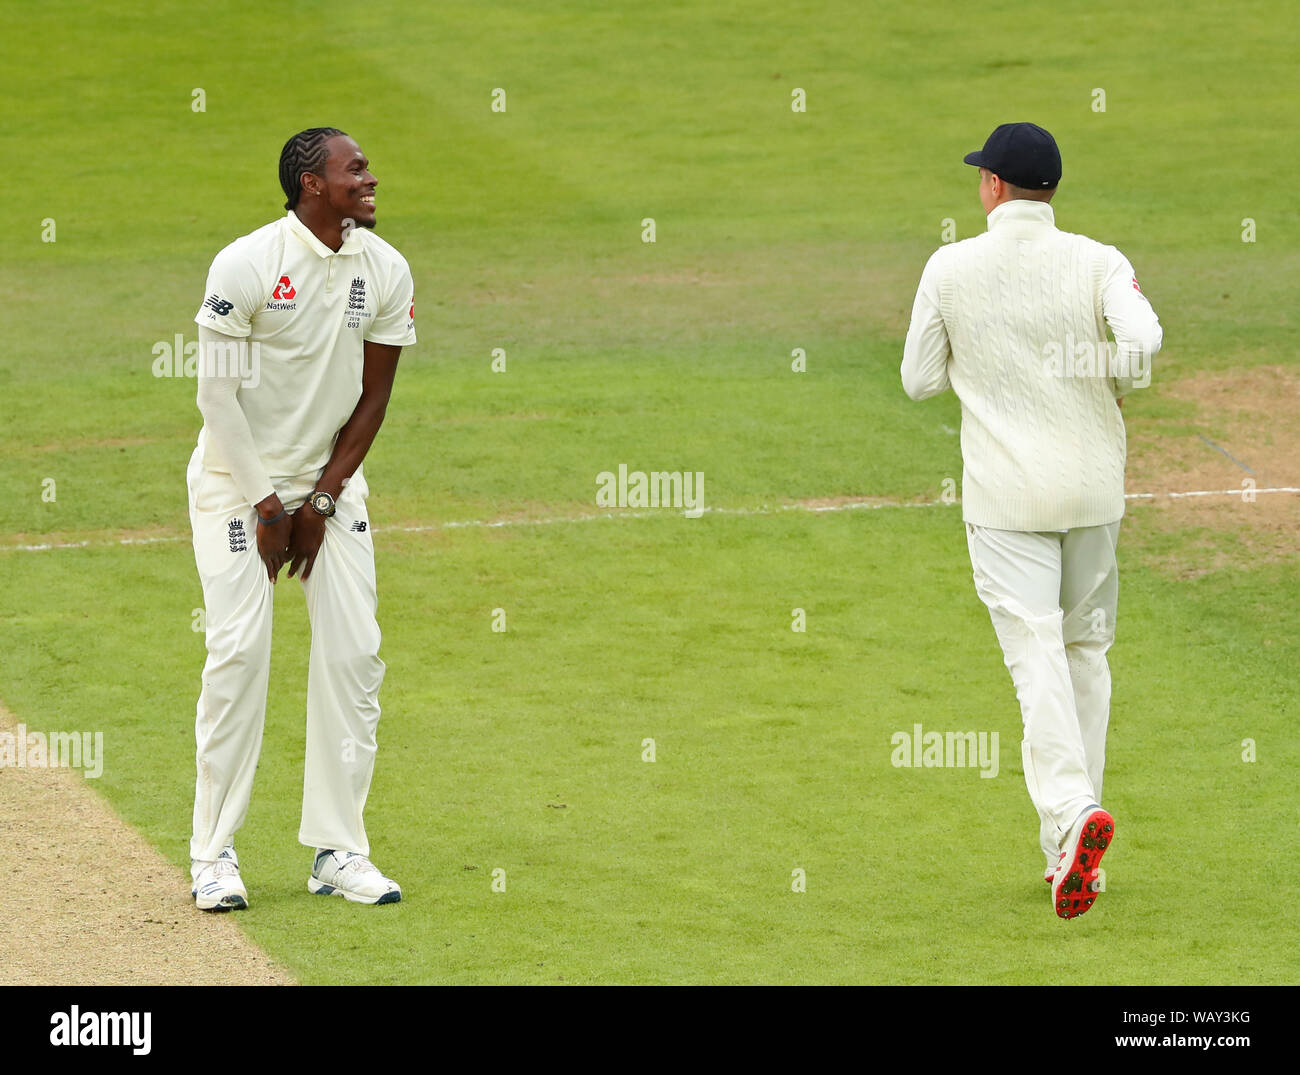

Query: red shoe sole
left=1053, top=808, right=1115, bottom=919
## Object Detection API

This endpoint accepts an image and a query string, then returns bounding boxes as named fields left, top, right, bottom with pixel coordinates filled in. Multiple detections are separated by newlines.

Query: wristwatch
left=308, top=490, right=336, bottom=518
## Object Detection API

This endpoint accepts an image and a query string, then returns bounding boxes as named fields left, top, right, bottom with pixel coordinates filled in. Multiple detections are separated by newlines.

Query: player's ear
left=300, top=167, right=327, bottom=200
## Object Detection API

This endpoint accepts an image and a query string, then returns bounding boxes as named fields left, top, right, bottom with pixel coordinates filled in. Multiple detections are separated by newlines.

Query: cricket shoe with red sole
left=1051, top=806, right=1114, bottom=919
left=308, top=849, right=402, bottom=905
left=1044, top=854, right=1063, bottom=885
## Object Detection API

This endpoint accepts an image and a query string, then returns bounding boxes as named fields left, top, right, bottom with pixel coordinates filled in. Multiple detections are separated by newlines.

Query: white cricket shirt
left=193, top=211, right=416, bottom=479
left=901, top=200, right=1163, bottom=531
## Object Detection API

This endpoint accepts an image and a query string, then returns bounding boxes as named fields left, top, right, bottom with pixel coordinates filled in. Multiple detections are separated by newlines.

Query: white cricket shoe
left=192, top=846, right=249, bottom=912
left=1044, top=851, right=1064, bottom=885
left=1051, top=805, right=1116, bottom=920
left=308, top=849, right=402, bottom=905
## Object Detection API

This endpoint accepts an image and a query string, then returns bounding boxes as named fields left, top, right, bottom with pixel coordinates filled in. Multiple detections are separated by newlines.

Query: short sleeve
left=193, top=246, right=264, bottom=338
left=366, top=257, right=417, bottom=346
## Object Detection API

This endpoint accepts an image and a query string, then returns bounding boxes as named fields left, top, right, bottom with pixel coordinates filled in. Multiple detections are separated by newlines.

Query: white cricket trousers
left=187, top=446, right=385, bottom=863
left=965, top=521, right=1121, bottom=867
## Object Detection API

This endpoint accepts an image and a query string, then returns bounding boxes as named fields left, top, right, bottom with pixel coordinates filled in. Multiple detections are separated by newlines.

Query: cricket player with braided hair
left=187, top=127, right=415, bottom=910
left=901, top=123, right=1162, bottom=919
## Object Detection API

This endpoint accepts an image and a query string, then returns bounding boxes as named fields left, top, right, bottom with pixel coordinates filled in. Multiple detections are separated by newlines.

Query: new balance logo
left=350, top=520, right=367, bottom=532
left=204, top=294, right=234, bottom=316
left=228, top=518, right=247, bottom=553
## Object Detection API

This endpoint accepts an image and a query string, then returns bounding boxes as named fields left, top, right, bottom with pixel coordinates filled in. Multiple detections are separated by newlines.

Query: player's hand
left=256, top=512, right=293, bottom=584
left=287, top=507, right=327, bottom=581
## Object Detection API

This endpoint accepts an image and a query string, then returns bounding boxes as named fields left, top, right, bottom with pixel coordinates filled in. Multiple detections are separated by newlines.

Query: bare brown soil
left=0, top=702, right=294, bottom=985
left=1125, top=365, right=1300, bottom=578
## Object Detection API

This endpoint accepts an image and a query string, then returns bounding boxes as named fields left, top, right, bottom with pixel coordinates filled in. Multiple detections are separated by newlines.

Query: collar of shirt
left=985, top=199, right=1056, bottom=239
left=285, top=210, right=364, bottom=258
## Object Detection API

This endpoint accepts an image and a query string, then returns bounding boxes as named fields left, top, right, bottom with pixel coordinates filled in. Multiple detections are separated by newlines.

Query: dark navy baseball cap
left=964, top=123, right=1062, bottom=189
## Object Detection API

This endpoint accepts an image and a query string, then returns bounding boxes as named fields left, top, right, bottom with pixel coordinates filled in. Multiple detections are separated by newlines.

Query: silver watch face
left=311, top=492, right=335, bottom=516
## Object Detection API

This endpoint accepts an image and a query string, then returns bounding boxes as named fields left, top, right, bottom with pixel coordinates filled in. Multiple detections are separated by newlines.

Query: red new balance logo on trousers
left=273, top=276, right=296, bottom=300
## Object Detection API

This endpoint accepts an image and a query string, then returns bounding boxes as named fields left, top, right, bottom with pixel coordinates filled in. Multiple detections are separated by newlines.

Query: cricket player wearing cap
left=187, top=128, right=415, bottom=910
left=901, top=123, right=1162, bottom=919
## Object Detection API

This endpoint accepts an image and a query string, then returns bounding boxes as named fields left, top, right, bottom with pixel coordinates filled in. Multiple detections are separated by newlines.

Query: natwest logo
left=272, top=276, right=296, bottom=300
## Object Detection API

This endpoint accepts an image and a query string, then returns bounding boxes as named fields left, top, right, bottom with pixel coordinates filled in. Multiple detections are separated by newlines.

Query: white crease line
left=6, top=487, right=1298, bottom=553
left=1129, top=487, right=1300, bottom=500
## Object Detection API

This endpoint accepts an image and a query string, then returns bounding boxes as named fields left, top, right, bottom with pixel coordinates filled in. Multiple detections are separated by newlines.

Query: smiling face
left=316, top=135, right=377, bottom=229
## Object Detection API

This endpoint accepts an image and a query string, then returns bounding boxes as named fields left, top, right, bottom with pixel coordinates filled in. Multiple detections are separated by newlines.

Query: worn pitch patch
left=0, top=702, right=294, bottom=986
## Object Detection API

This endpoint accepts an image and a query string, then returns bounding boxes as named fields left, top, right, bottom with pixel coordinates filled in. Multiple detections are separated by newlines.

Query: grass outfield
left=5, top=512, right=1299, bottom=984
left=2, top=1, right=1298, bottom=983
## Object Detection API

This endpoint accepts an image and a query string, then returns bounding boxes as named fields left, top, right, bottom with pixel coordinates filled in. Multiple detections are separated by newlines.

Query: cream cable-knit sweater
left=902, top=200, right=1163, bottom=531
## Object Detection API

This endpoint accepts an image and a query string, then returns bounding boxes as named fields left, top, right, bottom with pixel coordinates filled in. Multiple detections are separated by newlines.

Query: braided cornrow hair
left=279, top=127, right=347, bottom=210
